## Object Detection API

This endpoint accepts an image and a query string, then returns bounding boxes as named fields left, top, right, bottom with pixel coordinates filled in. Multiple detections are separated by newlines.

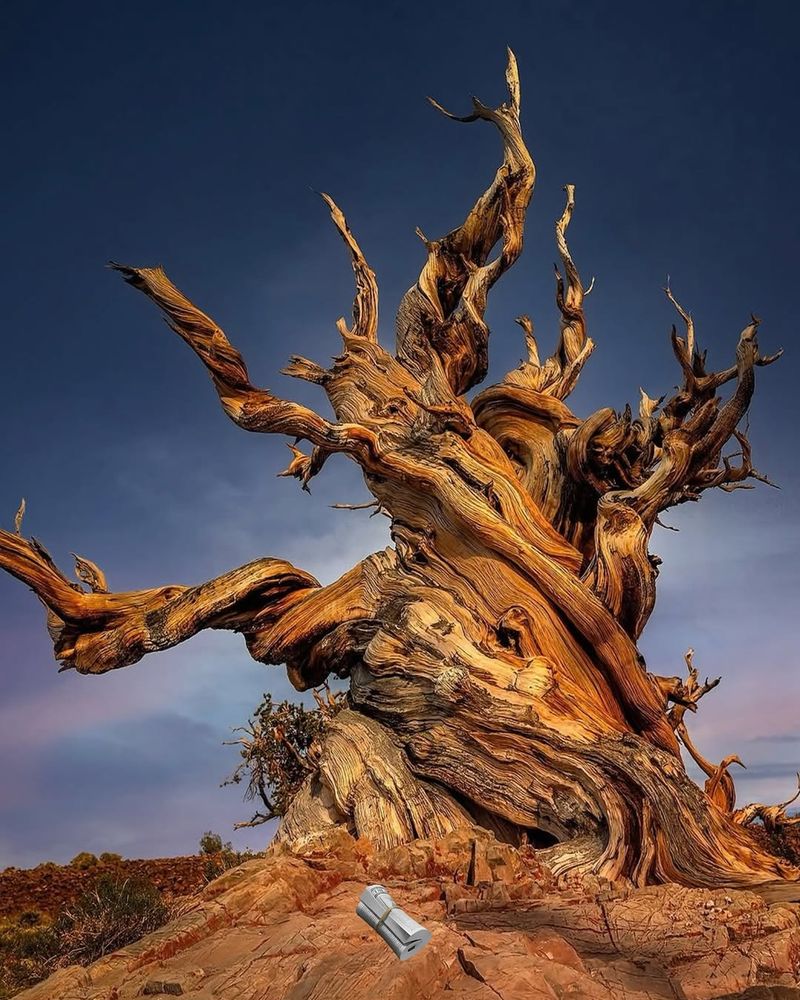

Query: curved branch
left=553, top=184, right=593, bottom=380
left=651, top=649, right=743, bottom=814
left=319, top=192, right=378, bottom=343
left=0, top=524, right=318, bottom=673
left=663, top=648, right=722, bottom=729
left=395, top=48, right=535, bottom=396
left=733, top=774, right=800, bottom=833
left=677, top=724, right=744, bottom=814
left=704, top=754, right=746, bottom=813
left=109, top=263, right=377, bottom=461
left=468, top=188, right=596, bottom=554
left=570, top=296, right=781, bottom=531
left=474, top=186, right=595, bottom=415
left=664, top=280, right=696, bottom=362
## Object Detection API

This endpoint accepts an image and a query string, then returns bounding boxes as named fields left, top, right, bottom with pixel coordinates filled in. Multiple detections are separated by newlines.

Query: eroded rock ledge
left=19, top=828, right=800, bottom=1000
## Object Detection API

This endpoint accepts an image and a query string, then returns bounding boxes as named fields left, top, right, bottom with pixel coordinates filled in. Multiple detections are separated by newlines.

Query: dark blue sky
left=1, top=1, right=799, bottom=866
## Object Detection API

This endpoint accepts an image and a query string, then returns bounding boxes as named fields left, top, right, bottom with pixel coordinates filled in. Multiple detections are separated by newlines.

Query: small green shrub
left=0, top=878, right=170, bottom=997
left=69, top=852, right=98, bottom=870
left=0, top=915, right=59, bottom=997
left=198, top=831, right=222, bottom=855
left=99, top=852, right=123, bottom=863
left=201, top=846, right=263, bottom=884
left=198, top=831, right=231, bottom=855
left=203, top=856, right=223, bottom=882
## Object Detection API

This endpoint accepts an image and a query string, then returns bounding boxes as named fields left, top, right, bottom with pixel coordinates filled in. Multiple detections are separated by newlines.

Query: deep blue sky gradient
left=1, top=0, right=799, bottom=866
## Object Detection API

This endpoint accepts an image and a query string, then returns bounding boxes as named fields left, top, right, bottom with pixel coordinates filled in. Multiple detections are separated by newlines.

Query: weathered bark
left=2, top=50, right=797, bottom=897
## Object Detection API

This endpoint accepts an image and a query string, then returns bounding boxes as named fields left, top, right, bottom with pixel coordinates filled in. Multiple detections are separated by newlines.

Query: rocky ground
left=0, top=857, right=220, bottom=919
left=16, top=828, right=800, bottom=1000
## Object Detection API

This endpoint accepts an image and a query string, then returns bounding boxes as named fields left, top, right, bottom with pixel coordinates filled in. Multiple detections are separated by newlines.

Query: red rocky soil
left=16, top=828, right=800, bottom=1000
left=0, top=857, right=219, bottom=919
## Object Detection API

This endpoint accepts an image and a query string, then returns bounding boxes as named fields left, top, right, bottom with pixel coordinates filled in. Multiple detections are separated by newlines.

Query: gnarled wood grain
left=2, top=50, right=796, bottom=897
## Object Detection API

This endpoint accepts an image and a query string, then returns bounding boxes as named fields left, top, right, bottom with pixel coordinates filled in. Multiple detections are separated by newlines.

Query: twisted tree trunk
left=2, top=51, right=798, bottom=898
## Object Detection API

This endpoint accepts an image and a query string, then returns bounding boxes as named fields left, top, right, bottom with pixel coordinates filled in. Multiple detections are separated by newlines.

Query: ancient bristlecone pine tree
left=2, top=53, right=798, bottom=897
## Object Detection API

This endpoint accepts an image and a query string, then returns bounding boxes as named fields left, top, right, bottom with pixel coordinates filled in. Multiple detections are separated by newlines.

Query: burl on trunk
left=2, top=51, right=798, bottom=898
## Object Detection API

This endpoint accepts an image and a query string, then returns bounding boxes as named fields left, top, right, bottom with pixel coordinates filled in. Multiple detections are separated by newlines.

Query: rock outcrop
left=17, top=828, right=800, bottom=1000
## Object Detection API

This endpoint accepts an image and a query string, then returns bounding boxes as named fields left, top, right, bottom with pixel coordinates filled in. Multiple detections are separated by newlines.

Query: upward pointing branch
left=395, top=49, right=535, bottom=397
left=472, top=184, right=595, bottom=421
left=554, top=183, right=594, bottom=378
left=318, top=192, right=378, bottom=343
left=664, top=280, right=696, bottom=361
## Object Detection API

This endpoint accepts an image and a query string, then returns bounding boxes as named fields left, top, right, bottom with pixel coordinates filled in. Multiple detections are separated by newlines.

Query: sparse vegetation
left=198, top=831, right=229, bottom=855
left=762, top=823, right=800, bottom=867
left=0, top=912, right=59, bottom=998
left=224, top=684, right=346, bottom=828
left=68, top=852, right=98, bottom=870
left=196, top=833, right=266, bottom=881
left=0, top=875, right=169, bottom=997
left=54, top=875, right=168, bottom=965
left=201, top=847, right=262, bottom=884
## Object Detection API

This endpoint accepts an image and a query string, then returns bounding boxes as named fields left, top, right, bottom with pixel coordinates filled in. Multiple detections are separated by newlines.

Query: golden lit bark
left=2, top=50, right=797, bottom=898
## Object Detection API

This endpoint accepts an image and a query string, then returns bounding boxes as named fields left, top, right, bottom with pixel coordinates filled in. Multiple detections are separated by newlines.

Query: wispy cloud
left=747, top=734, right=800, bottom=745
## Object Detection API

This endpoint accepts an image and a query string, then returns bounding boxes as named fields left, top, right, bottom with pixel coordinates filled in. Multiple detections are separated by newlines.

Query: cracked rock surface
left=17, top=829, right=800, bottom=1000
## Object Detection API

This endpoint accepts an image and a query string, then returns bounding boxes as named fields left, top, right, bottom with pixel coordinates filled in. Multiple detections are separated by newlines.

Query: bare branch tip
left=330, top=500, right=379, bottom=512
left=415, top=226, right=430, bottom=246
left=14, top=497, right=26, bottom=535
left=504, top=47, right=520, bottom=107
left=427, top=94, right=477, bottom=123
left=108, top=260, right=139, bottom=283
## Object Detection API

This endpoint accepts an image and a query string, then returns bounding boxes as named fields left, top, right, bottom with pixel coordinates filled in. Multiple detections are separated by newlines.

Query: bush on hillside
left=198, top=831, right=231, bottom=855
left=201, top=846, right=262, bottom=884
left=0, top=875, right=171, bottom=997
left=54, top=875, right=169, bottom=966
left=0, top=914, right=59, bottom=998
left=68, top=852, right=98, bottom=870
